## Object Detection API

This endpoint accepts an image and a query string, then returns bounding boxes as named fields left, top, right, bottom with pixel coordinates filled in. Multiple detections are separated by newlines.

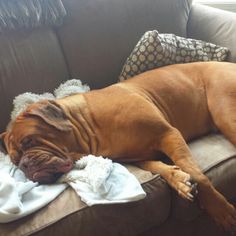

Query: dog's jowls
left=1, top=61, right=236, bottom=231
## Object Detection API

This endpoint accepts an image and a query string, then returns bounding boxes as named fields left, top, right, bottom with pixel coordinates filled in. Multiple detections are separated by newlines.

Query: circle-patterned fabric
left=119, top=30, right=229, bottom=81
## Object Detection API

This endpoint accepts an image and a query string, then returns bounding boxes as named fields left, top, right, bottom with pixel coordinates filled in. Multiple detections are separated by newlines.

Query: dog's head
left=0, top=100, right=75, bottom=184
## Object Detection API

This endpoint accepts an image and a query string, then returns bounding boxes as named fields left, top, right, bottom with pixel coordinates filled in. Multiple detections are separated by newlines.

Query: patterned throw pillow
left=119, top=30, right=229, bottom=81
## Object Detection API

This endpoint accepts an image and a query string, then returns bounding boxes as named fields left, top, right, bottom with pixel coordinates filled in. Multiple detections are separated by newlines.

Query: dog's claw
left=186, top=181, right=192, bottom=187
left=187, top=192, right=194, bottom=199
left=190, top=182, right=198, bottom=197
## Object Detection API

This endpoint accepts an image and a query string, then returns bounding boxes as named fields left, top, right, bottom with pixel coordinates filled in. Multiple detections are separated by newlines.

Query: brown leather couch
left=1, top=0, right=236, bottom=235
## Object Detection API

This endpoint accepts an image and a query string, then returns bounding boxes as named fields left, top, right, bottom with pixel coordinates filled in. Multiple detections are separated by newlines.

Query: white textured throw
left=59, top=156, right=146, bottom=206
left=0, top=152, right=67, bottom=223
left=0, top=79, right=146, bottom=223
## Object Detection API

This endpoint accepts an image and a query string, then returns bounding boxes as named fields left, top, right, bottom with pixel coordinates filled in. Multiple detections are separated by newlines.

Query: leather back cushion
left=0, top=0, right=193, bottom=132
left=57, top=0, right=193, bottom=89
left=187, top=4, right=236, bottom=62
left=0, top=28, right=69, bottom=132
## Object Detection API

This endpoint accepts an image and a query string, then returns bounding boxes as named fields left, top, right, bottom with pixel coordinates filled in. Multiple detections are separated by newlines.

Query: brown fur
left=1, top=61, right=236, bottom=231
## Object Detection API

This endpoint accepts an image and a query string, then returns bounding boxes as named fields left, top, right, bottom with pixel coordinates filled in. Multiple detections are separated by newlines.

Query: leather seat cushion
left=0, top=134, right=235, bottom=235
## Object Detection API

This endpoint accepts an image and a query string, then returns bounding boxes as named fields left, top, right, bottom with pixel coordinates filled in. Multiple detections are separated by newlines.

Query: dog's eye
left=21, top=137, right=35, bottom=150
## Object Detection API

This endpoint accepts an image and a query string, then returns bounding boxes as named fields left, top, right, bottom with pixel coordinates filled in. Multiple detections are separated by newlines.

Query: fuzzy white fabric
left=59, top=156, right=146, bottom=206
left=11, top=92, right=55, bottom=121
left=11, top=79, right=90, bottom=120
left=0, top=79, right=146, bottom=222
left=54, top=79, right=90, bottom=98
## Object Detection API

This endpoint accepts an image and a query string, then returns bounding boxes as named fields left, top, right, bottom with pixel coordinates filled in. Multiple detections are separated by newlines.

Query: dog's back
left=118, top=62, right=217, bottom=140
left=81, top=62, right=233, bottom=144
left=57, top=61, right=236, bottom=160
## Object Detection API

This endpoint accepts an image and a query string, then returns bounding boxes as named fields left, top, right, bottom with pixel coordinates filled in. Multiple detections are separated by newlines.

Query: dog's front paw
left=163, top=165, right=197, bottom=201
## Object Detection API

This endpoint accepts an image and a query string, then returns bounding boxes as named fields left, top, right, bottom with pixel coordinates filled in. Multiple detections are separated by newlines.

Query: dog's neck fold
left=57, top=94, right=99, bottom=156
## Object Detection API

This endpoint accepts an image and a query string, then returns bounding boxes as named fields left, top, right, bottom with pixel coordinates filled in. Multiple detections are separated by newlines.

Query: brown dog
left=1, top=61, right=236, bottom=231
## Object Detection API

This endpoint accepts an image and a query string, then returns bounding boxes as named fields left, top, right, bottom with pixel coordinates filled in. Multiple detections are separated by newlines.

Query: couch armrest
left=187, top=4, right=236, bottom=62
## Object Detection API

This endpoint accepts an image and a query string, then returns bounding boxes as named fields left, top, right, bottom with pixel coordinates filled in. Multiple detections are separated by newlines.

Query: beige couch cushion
left=189, top=134, right=236, bottom=172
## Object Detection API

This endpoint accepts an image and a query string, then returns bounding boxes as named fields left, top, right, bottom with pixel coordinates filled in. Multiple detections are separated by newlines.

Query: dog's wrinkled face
left=18, top=147, right=73, bottom=183
left=0, top=100, right=74, bottom=184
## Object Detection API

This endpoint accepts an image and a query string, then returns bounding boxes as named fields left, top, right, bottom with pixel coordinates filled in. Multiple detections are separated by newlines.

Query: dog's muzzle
left=19, top=148, right=73, bottom=184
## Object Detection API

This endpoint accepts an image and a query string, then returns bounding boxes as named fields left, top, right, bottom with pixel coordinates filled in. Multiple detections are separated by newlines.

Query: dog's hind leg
left=206, top=77, right=236, bottom=147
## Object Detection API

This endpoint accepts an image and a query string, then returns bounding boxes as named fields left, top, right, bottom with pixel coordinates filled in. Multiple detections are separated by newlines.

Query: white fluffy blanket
left=0, top=79, right=146, bottom=223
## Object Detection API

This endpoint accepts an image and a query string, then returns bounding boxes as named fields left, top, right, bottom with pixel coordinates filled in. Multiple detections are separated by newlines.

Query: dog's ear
left=0, top=132, right=7, bottom=154
left=25, top=101, right=72, bottom=132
